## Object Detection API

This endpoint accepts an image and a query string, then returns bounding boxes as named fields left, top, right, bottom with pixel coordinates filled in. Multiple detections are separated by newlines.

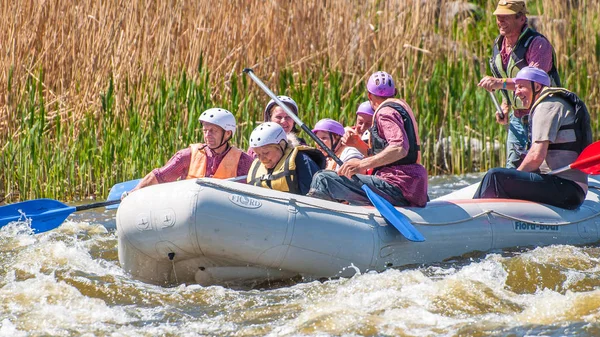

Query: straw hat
left=493, top=0, right=528, bottom=15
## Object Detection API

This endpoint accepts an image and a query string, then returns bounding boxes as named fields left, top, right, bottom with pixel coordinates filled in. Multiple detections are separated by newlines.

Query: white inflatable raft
left=116, top=176, right=600, bottom=286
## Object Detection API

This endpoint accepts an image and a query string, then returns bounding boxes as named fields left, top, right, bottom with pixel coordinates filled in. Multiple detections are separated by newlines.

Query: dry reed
left=0, top=0, right=457, bottom=127
left=1, top=0, right=599, bottom=200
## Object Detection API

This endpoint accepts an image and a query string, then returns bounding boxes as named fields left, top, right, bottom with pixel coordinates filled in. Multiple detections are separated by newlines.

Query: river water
left=2, top=174, right=600, bottom=336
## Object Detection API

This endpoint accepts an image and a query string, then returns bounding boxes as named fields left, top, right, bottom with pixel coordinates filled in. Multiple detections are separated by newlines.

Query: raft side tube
left=193, top=183, right=380, bottom=277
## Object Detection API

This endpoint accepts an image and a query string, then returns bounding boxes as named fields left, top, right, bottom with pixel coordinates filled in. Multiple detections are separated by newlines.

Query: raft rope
left=199, top=180, right=600, bottom=227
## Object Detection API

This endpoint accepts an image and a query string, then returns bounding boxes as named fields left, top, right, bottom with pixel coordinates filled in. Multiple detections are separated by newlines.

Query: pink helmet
left=312, top=119, right=345, bottom=137
left=514, top=66, right=551, bottom=87
left=367, top=71, right=395, bottom=97
left=356, top=101, right=374, bottom=116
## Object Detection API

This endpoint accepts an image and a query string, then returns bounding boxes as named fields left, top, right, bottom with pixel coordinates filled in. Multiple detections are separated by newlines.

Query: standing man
left=308, top=71, right=428, bottom=207
left=474, top=67, right=591, bottom=210
left=478, top=0, right=560, bottom=168
left=125, top=108, right=253, bottom=195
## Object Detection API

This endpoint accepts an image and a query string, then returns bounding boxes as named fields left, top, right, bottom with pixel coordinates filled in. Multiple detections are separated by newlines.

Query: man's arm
left=128, top=172, right=159, bottom=194
left=123, top=149, right=191, bottom=198
left=517, top=140, right=549, bottom=172
left=478, top=76, right=516, bottom=92
left=342, top=127, right=370, bottom=156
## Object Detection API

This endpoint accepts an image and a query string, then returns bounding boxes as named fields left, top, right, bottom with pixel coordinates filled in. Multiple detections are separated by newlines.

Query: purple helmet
left=367, top=71, right=395, bottom=97
left=312, top=119, right=345, bottom=137
left=356, top=101, right=374, bottom=116
left=514, top=67, right=551, bottom=87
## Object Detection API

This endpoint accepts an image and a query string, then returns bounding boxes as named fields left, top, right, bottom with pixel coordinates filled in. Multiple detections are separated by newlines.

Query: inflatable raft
left=116, top=176, right=600, bottom=286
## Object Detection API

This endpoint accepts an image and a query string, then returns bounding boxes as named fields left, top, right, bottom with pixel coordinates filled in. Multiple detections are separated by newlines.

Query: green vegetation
left=1, top=0, right=598, bottom=202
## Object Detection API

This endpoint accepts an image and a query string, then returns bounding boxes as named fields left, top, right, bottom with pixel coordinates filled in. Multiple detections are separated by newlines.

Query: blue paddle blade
left=105, top=179, right=140, bottom=210
left=361, top=185, right=425, bottom=242
left=0, top=199, right=76, bottom=233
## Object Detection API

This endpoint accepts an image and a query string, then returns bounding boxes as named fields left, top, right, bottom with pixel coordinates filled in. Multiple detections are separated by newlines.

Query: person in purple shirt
left=308, top=71, right=428, bottom=207
left=124, top=108, right=253, bottom=197
left=478, top=0, right=560, bottom=168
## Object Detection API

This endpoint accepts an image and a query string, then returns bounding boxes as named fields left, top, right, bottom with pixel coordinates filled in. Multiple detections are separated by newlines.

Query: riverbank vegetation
left=1, top=0, right=598, bottom=201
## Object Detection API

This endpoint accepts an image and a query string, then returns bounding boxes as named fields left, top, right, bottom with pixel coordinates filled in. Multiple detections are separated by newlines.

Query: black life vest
left=368, top=101, right=420, bottom=171
left=528, top=88, right=592, bottom=154
left=490, top=27, right=561, bottom=107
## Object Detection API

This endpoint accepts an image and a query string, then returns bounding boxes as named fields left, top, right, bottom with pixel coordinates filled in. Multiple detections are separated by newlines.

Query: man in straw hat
left=478, top=0, right=560, bottom=169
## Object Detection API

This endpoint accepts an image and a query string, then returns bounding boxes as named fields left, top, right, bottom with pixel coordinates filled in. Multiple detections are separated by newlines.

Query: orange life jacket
left=186, top=143, right=243, bottom=179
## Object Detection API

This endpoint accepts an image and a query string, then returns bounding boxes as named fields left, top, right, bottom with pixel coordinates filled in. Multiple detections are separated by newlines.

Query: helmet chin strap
left=208, top=132, right=231, bottom=152
left=329, top=133, right=341, bottom=156
left=279, top=140, right=288, bottom=154
left=526, top=81, right=543, bottom=110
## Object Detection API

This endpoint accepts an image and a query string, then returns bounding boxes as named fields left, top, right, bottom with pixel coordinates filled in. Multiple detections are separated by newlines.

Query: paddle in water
left=0, top=177, right=142, bottom=232
left=0, top=198, right=121, bottom=233
left=243, top=68, right=425, bottom=242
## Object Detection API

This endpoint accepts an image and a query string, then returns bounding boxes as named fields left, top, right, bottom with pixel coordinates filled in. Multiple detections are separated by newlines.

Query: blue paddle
left=0, top=198, right=121, bottom=233
left=105, top=179, right=141, bottom=210
left=243, top=68, right=425, bottom=242
left=0, top=178, right=141, bottom=232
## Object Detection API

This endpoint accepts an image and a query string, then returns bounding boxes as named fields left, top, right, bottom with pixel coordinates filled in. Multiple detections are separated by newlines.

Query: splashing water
left=2, top=175, right=600, bottom=336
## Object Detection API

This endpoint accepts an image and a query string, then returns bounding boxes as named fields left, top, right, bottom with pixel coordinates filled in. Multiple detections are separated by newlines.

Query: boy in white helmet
left=125, top=108, right=253, bottom=195
left=247, top=122, right=324, bottom=195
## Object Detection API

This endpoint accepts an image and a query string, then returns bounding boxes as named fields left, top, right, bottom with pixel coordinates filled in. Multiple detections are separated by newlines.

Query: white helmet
left=199, top=108, right=236, bottom=135
left=263, top=95, right=298, bottom=121
left=249, top=122, right=287, bottom=148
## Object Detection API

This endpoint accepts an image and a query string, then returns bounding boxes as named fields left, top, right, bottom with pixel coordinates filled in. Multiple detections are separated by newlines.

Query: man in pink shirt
left=125, top=108, right=253, bottom=196
left=308, top=71, right=428, bottom=207
left=478, top=0, right=560, bottom=168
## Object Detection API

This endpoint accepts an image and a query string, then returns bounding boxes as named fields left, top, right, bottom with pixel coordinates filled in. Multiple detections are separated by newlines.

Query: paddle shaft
left=76, top=199, right=121, bottom=211
left=489, top=91, right=505, bottom=119
left=548, top=151, right=600, bottom=175
left=243, top=69, right=344, bottom=167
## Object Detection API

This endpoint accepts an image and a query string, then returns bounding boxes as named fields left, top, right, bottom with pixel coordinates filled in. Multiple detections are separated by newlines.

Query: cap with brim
left=493, top=0, right=527, bottom=15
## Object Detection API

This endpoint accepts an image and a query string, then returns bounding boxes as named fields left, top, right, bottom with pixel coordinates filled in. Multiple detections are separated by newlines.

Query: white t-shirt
left=335, top=146, right=364, bottom=172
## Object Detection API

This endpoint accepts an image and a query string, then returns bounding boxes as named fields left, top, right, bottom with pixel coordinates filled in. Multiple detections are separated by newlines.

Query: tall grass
left=1, top=0, right=599, bottom=202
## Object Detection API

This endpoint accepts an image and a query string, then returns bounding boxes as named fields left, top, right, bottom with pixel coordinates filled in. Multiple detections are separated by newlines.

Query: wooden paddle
left=244, top=68, right=425, bottom=242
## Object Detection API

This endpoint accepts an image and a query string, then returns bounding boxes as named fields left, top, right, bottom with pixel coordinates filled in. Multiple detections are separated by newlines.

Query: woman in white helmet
left=247, top=122, right=325, bottom=195
left=248, top=95, right=307, bottom=159
left=124, top=108, right=253, bottom=196
left=262, top=95, right=307, bottom=147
